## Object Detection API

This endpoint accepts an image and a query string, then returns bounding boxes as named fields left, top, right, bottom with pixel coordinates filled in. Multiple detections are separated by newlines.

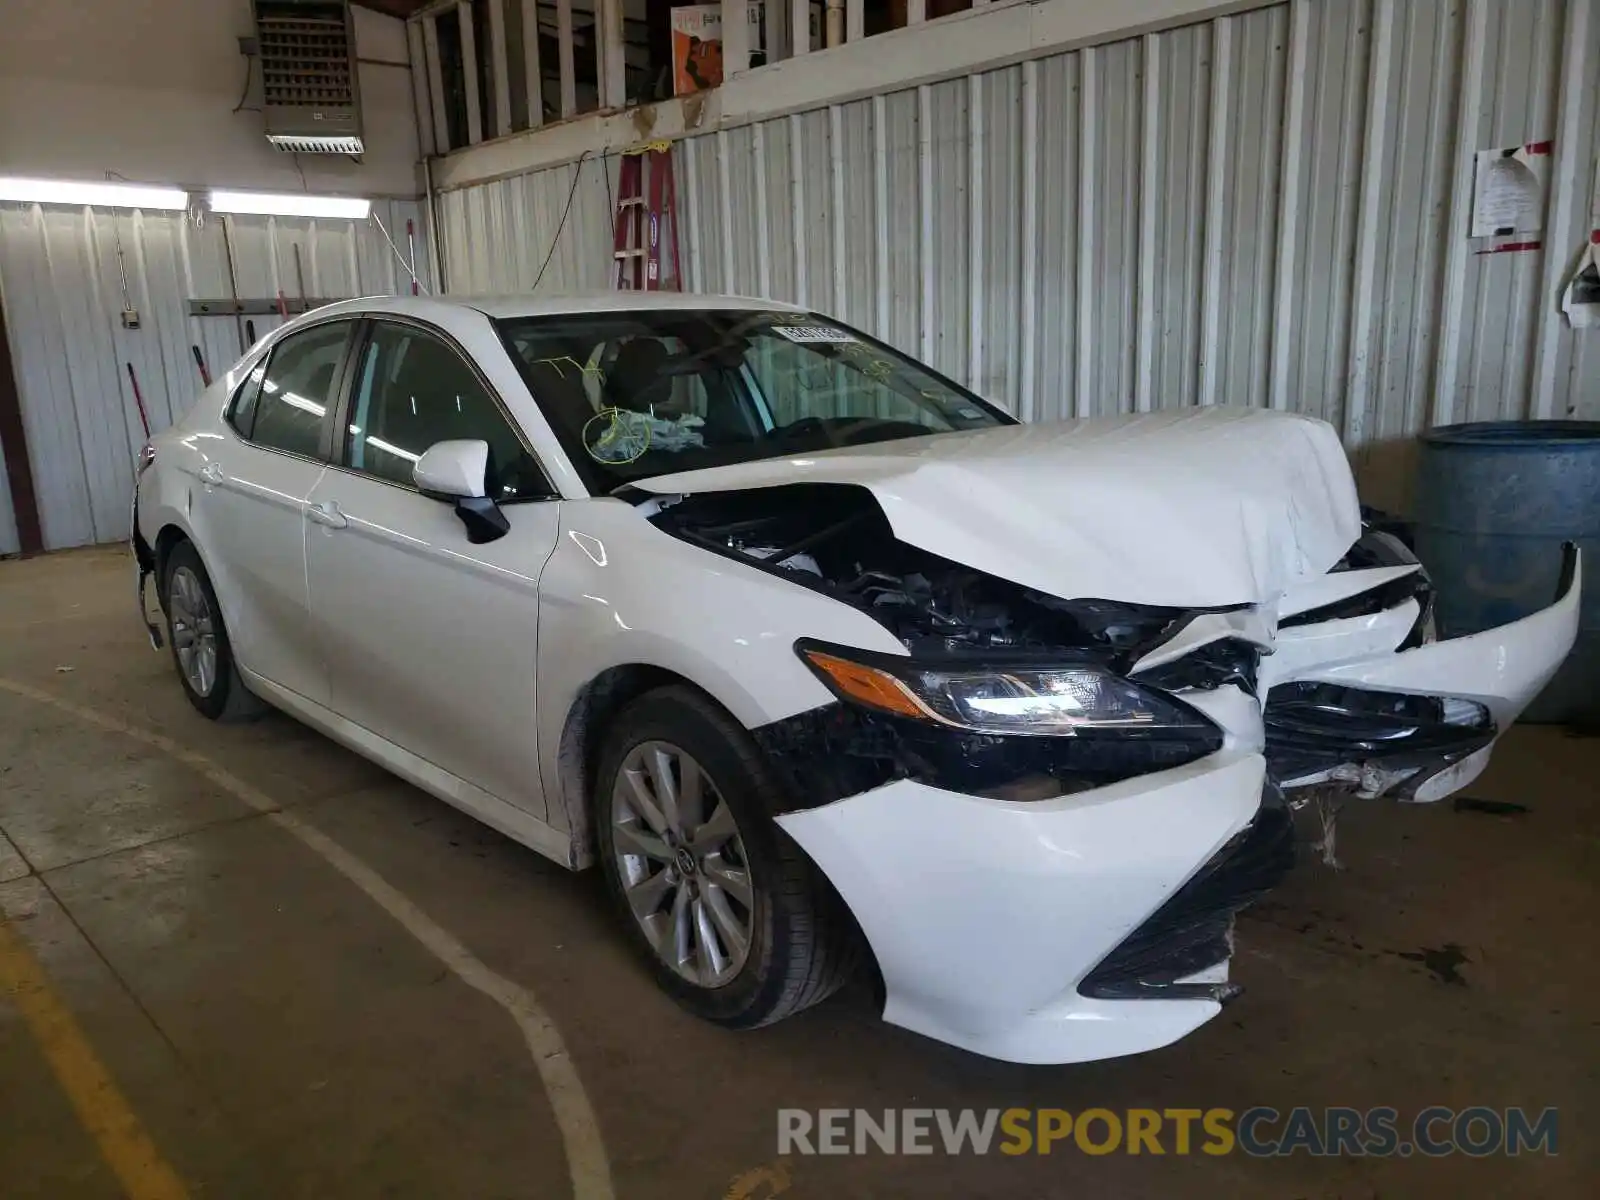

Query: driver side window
left=343, top=321, right=550, bottom=500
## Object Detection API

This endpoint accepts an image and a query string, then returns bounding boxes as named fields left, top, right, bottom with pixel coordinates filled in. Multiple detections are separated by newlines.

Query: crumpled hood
left=632, top=407, right=1362, bottom=607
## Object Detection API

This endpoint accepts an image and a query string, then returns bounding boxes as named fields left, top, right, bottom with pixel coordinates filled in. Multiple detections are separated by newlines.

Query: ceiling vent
left=253, top=0, right=364, bottom=154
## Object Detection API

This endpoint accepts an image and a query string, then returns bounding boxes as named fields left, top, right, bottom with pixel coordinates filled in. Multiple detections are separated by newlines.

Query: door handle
left=306, top=501, right=348, bottom=530
left=198, top=463, right=224, bottom=485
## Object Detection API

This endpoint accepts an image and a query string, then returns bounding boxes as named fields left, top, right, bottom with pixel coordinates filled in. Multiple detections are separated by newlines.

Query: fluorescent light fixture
left=0, top=177, right=188, bottom=211
left=210, top=190, right=370, bottom=219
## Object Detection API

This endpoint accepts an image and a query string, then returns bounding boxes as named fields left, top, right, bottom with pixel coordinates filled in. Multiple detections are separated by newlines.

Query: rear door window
left=235, top=322, right=352, bottom=458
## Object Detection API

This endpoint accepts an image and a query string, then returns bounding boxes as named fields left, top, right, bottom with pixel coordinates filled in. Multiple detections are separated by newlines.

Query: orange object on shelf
left=672, top=6, right=726, bottom=95
left=671, top=4, right=771, bottom=95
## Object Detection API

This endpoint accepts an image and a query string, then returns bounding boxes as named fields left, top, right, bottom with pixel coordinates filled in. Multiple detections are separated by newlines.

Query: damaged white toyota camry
left=133, top=294, right=1579, bottom=1064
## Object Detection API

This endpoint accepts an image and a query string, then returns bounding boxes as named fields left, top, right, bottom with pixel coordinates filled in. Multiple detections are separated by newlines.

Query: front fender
left=535, top=499, right=908, bottom=840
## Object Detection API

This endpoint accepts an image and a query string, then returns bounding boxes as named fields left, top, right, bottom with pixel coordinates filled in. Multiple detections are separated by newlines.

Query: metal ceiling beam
left=350, top=0, right=435, bottom=18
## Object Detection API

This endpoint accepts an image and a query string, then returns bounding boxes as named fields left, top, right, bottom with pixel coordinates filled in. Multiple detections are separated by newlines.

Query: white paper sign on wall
left=1470, top=141, right=1552, bottom=239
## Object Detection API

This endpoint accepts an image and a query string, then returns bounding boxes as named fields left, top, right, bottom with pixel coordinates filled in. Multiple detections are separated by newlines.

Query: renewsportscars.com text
left=777, top=1106, right=1558, bottom=1158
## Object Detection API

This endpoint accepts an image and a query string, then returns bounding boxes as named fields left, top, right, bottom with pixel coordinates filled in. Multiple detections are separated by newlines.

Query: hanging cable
left=370, top=210, right=429, bottom=295
left=602, top=149, right=614, bottom=223
left=531, top=149, right=592, bottom=292
left=232, top=54, right=259, bottom=113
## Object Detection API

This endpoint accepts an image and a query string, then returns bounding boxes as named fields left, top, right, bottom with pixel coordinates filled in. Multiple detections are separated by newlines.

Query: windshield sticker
left=772, top=324, right=857, bottom=345
left=839, top=342, right=896, bottom=380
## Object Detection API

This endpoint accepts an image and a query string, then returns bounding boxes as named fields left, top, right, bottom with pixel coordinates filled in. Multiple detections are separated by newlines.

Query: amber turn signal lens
left=802, top=650, right=931, bottom=720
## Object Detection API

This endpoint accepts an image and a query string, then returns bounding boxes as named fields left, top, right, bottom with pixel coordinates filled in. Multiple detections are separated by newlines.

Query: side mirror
left=413, top=439, right=509, bottom=545
left=414, top=439, right=489, bottom=498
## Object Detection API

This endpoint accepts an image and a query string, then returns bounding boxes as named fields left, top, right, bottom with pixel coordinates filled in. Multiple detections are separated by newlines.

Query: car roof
left=307, top=291, right=808, bottom=322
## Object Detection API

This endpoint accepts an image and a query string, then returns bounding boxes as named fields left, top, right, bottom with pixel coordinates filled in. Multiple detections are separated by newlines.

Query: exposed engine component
left=653, top=483, right=1238, bottom=806
left=1134, top=638, right=1262, bottom=697
left=650, top=484, right=1213, bottom=665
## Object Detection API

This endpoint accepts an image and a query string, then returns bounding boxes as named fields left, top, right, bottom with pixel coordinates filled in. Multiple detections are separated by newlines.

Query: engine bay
left=644, top=482, right=1501, bottom=849
left=647, top=483, right=1199, bottom=665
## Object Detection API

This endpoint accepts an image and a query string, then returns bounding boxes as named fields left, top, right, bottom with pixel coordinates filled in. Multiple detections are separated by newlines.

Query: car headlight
left=797, top=642, right=1215, bottom=738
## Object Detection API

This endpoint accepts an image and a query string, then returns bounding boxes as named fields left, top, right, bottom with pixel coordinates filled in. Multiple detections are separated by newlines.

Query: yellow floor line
left=0, top=916, right=190, bottom=1200
left=0, top=677, right=614, bottom=1200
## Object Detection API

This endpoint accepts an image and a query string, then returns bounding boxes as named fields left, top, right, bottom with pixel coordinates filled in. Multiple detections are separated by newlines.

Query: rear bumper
left=778, top=750, right=1271, bottom=1064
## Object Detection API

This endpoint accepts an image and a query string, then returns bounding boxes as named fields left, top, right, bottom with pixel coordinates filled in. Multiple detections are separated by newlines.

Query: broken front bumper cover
left=1078, top=793, right=1295, bottom=1002
left=1264, top=683, right=1495, bottom=800
left=1271, top=542, right=1581, bottom=803
left=778, top=751, right=1270, bottom=1064
left=774, top=547, right=1580, bottom=1064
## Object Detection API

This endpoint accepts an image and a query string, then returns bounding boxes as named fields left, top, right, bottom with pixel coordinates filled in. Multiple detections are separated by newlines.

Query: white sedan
left=133, top=294, right=1579, bottom=1064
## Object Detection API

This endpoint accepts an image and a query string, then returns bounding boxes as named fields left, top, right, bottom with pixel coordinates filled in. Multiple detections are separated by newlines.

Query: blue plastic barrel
left=1413, top=421, right=1600, bottom=724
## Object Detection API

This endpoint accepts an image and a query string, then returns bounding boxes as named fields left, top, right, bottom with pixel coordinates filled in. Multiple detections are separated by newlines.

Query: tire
left=594, top=685, right=861, bottom=1028
left=161, top=540, right=266, bottom=722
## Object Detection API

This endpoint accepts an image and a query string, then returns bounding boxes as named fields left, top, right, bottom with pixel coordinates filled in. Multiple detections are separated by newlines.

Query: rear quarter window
left=226, top=361, right=269, bottom=438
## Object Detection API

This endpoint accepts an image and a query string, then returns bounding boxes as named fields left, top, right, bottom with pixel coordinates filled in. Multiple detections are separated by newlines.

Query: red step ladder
left=612, top=143, right=682, bottom=290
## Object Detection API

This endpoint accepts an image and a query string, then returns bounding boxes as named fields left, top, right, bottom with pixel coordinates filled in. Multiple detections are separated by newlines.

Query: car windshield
left=494, top=309, right=1012, bottom=493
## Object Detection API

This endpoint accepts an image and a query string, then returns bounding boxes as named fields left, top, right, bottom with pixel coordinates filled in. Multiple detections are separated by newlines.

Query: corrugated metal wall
left=0, top=200, right=429, bottom=553
left=437, top=156, right=622, bottom=295
left=437, top=0, right=1600, bottom=509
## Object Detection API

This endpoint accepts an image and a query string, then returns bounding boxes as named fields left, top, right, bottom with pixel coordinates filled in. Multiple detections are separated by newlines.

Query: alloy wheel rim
left=611, top=741, right=754, bottom=987
left=169, top=567, right=218, bottom=698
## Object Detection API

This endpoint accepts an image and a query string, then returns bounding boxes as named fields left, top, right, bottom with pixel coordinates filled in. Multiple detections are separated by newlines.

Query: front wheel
left=594, top=686, right=860, bottom=1028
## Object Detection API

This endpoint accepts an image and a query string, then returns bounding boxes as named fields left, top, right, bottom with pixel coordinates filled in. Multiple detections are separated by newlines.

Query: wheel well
left=556, top=664, right=709, bottom=867
left=561, top=665, right=887, bottom=1004
left=152, top=526, right=190, bottom=602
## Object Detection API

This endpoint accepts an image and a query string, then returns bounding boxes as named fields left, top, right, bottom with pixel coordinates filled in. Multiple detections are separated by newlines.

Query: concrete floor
left=1, top=545, right=1596, bottom=1198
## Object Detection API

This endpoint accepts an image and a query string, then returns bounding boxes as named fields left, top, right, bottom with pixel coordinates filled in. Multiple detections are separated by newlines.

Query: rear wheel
left=594, top=686, right=860, bottom=1027
left=162, top=541, right=265, bottom=722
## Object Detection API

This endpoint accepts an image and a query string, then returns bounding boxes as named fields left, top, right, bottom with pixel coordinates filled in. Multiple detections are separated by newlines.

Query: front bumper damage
left=774, top=546, right=1580, bottom=1064
left=1263, top=683, right=1494, bottom=801
left=778, top=750, right=1272, bottom=1065
left=1270, top=542, right=1581, bottom=803
left=1078, top=792, right=1296, bottom=1003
